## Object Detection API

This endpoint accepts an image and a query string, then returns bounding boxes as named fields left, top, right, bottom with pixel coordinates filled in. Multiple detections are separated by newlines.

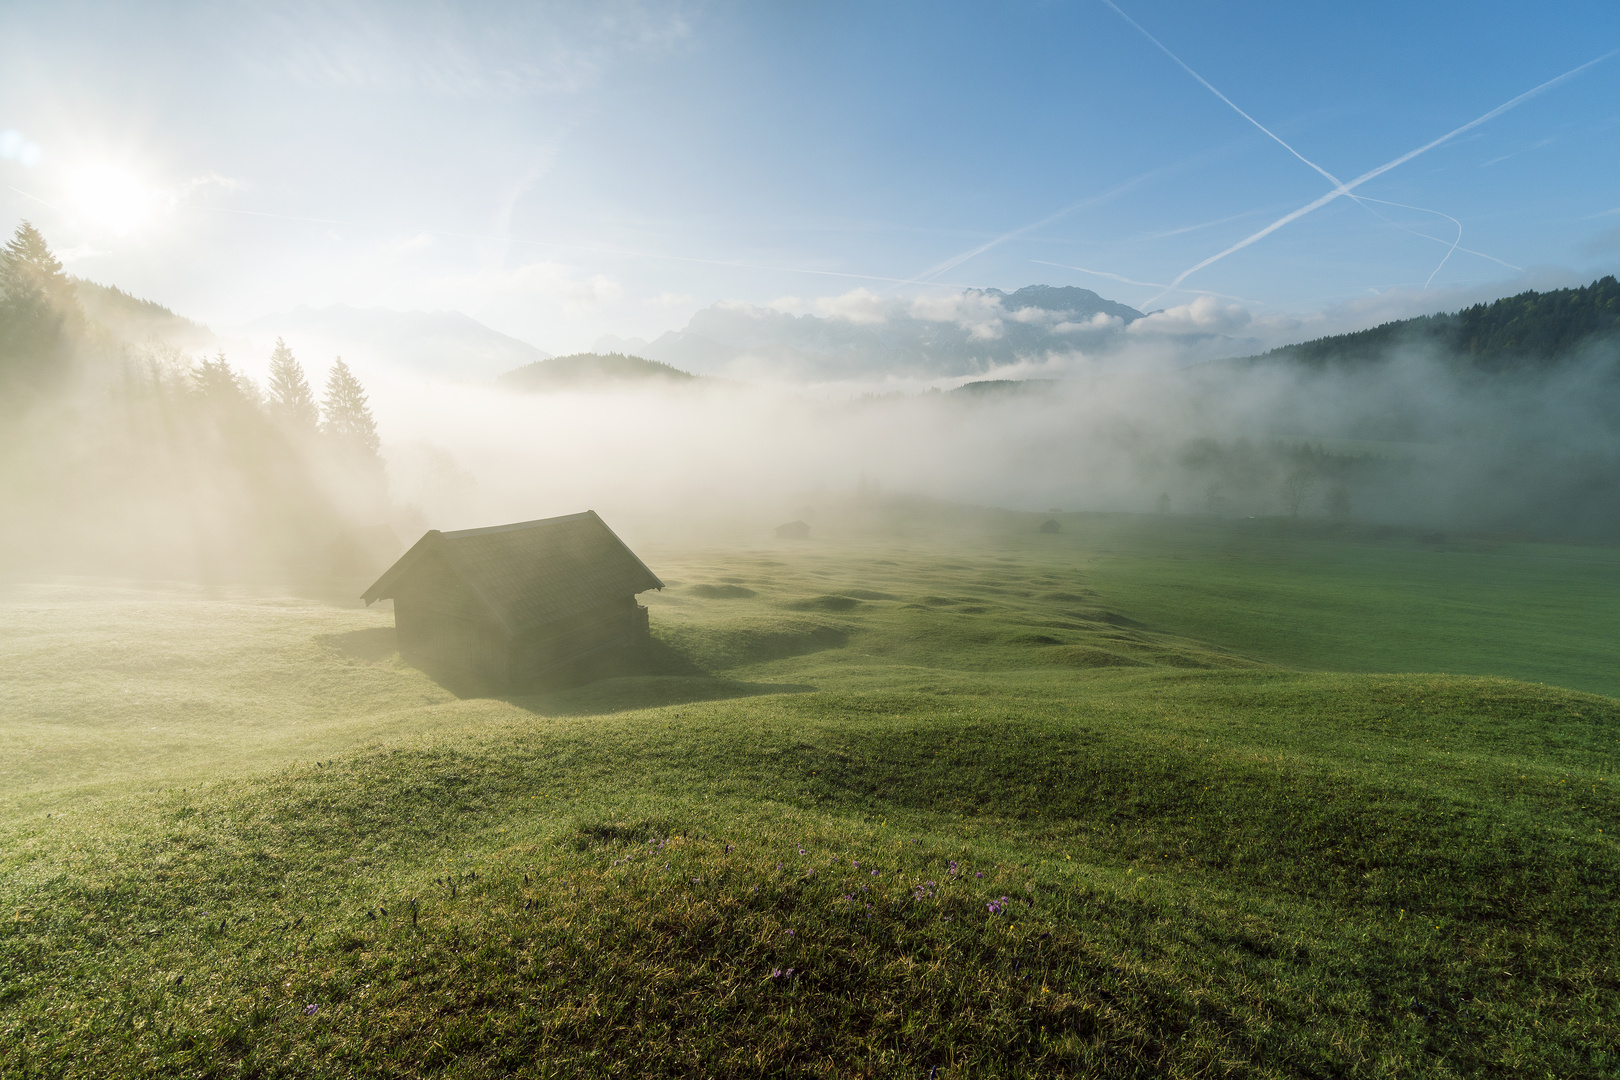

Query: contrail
left=6, top=185, right=67, bottom=213
left=910, top=161, right=1177, bottom=285
left=1098, top=0, right=1342, bottom=190
left=1352, top=196, right=1524, bottom=281
left=1101, top=0, right=1534, bottom=294
left=1149, top=48, right=1620, bottom=303
left=1141, top=208, right=1271, bottom=241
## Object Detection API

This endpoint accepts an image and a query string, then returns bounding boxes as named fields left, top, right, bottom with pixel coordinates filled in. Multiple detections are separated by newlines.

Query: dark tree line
left=1251, top=276, right=1620, bottom=370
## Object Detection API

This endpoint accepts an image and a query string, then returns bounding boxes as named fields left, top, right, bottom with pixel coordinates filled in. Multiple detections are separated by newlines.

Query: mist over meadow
left=5, top=221, right=1618, bottom=583
left=378, top=321, right=1620, bottom=543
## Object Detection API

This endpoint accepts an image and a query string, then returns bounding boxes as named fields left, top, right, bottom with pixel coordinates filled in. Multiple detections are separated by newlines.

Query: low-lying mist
left=6, top=256, right=1619, bottom=584
left=376, top=340, right=1620, bottom=545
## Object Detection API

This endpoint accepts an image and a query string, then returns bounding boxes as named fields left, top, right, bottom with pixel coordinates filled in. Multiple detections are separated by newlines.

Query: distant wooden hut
left=361, top=511, right=663, bottom=688
left=775, top=520, right=810, bottom=539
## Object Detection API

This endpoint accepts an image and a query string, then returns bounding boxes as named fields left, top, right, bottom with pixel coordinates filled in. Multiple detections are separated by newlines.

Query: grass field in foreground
left=2, top=511, right=1618, bottom=1076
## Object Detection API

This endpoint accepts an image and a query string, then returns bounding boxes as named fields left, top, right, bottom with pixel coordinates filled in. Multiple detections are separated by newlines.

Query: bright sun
left=66, top=164, right=157, bottom=234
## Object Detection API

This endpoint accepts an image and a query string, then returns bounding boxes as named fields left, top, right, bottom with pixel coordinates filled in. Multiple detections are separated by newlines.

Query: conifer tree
left=266, top=337, right=318, bottom=430
left=191, top=350, right=250, bottom=405
left=0, top=220, right=80, bottom=395
left=321, top=357, right=380, bottom=457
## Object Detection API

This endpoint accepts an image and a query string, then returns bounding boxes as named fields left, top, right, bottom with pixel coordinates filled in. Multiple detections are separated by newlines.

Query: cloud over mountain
left=630, top=285, right=1153, bottom=379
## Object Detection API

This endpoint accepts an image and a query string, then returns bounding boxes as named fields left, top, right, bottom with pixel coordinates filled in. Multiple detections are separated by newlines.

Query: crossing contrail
left=1097, top=0, right=1342, bottom=190
left=1100, top=0, right=1545, bottom=296
left=1149, top=47, right=1620, bottom=303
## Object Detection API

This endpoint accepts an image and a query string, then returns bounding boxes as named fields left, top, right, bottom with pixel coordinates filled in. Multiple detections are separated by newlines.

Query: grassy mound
left=4, top=670, right=1617, bottom=1077
left=688, top=584, right=757, bottom=599
left=5, top=517, right=1620, bottom=1075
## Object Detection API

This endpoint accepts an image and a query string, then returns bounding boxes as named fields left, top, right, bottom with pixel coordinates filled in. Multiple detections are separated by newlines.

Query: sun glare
left=66, top=164, right=158, bottom=234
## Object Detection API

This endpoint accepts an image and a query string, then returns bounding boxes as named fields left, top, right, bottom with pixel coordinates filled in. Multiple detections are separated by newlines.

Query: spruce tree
left=321, top=357, right=380, bottom=457
left=191, top=351, right=247, bottom=404
left=266, top=337, right=318, bottom=430
left=0, top=221, right=80, bottom=395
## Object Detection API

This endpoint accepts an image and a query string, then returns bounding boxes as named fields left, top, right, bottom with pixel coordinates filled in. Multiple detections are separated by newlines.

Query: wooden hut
left=361, top=511, right=663, bottom=688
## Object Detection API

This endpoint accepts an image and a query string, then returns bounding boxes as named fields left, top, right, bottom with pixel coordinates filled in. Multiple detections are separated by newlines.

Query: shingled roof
left=361, top=511, right=663, bottom=632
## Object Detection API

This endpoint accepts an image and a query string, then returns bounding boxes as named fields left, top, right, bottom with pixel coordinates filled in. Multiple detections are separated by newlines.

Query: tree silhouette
left=266, top=337, right=318, bottom=431
left=191, top=350, right=259, bottom=407
left=1281, top=468, right=1314, bottom=517
left=321, top=357, right=380, bottom=457
left=0, top=221, right=80, bottom=398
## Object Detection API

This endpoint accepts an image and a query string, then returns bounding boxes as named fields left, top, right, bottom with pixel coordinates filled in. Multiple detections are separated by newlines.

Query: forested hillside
left=1253, top=276, right=1620, bottom=369
left=0, top=221, right=396, bottom=579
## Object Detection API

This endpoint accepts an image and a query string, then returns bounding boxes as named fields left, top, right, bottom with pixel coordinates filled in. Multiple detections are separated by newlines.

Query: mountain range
left=71, top=276, right=1620, bottom=389
left=608, top=285, right=1146, bottom=379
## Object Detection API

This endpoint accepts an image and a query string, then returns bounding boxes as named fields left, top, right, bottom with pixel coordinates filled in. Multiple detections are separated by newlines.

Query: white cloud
left=1128, top=295, right=1253, bottom=336
left=908, top=291, right=1006, bottom=339
left=1054, top=312, right=1124, bottom=333
left=815, top=288, right=889, bottom=324
left=1006, top=305, right=1058, bottom=324
left=569, top=273, right=624, bottom=306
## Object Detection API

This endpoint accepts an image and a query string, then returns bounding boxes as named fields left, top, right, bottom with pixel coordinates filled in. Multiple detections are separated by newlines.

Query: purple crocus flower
left=304, top=1003, right=319, bottom=1016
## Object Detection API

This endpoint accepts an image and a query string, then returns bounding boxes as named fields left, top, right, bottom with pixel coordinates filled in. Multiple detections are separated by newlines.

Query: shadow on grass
left=318, top=626, right=400, bottom=662
left=388, top=636, right=816, bottom=714
left=511, top=673, right=818, bottom=717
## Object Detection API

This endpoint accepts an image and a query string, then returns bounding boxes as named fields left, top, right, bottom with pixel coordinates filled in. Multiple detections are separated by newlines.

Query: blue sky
left=1, top=0, right=1617, bottom=353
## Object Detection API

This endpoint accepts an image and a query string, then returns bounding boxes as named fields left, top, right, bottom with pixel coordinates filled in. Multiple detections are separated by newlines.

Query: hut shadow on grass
left=325, top=630, right=816, bottom=713
left=318, top=626, right=402, bottom=663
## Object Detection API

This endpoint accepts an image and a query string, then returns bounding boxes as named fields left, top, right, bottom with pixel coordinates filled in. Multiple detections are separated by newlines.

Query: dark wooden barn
left=361, top=511, right=663, bottom=688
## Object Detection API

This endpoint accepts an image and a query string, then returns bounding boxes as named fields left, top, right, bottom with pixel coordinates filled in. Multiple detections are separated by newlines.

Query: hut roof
left=361, top=511, right=663, bottom=632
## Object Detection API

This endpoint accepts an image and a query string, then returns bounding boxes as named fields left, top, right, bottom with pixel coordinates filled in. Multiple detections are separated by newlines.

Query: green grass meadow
left=2, top=511, right=1618, bottom=1077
